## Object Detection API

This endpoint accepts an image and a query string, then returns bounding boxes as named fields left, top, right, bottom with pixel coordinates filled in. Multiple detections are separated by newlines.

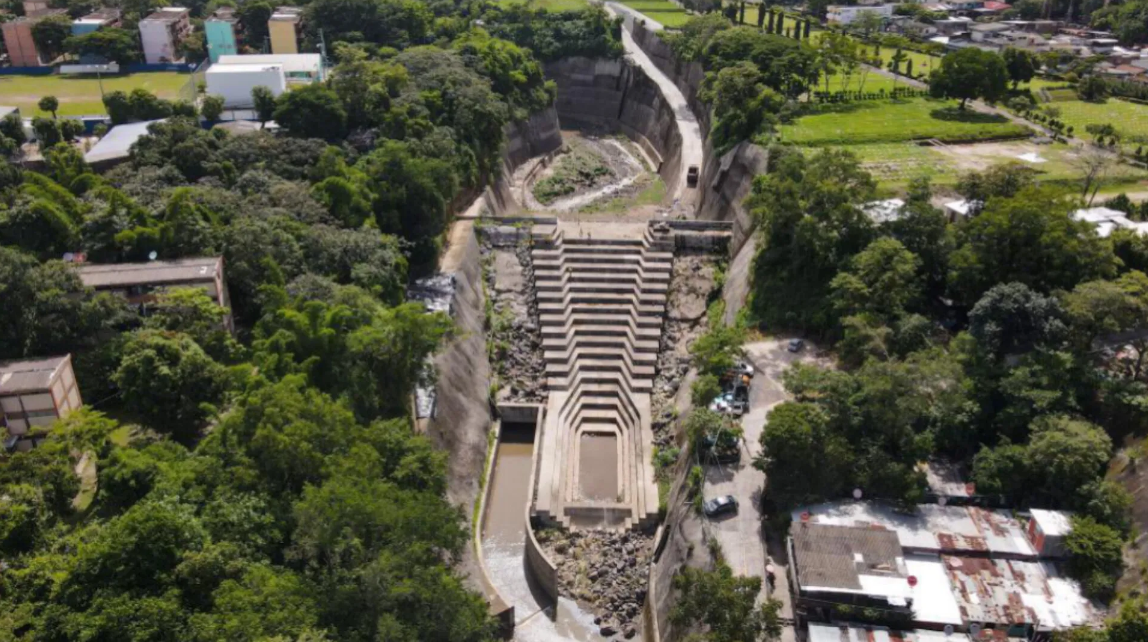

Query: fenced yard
left=0, top=72, right=192, bottom=117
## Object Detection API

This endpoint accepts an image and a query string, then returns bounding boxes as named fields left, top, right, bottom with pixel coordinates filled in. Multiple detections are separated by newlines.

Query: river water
left=482, top=424, right=600, bottom=641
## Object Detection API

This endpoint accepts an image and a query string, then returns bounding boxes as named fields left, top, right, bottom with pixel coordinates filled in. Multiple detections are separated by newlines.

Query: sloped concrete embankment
left=629, top=22, right=710, bottom=138
left=544, top=57, right=685, bottom=201
left=487, top=107, right=565, bottom=215
left=421, top=221, right=511, bottom=625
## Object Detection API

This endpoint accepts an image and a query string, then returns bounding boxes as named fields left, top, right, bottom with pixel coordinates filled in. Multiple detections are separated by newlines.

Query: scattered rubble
left=651, top=256, right=718, bottom=446
left=537, top=528, right=655, bottom=639
left=480, top=237, right=547, bottom=403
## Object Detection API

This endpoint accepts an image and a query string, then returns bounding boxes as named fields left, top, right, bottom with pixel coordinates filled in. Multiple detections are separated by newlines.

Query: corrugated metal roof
left=794, top=501, right=1037, bottom=558
left=76, top=257, right=221, bottom=289
left=83, top=119, right=166, bottom=164
left=943, top=556, right=1101, bottom=630
left=791, top=522, right=905, bottom=591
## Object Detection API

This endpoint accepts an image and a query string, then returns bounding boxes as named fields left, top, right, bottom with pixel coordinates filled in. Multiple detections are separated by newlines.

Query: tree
left=698, top=61, right=783, bottom=152
left=251, top=86, right=276, bottom=129
left=64, top=27, right=139, bottom=65
left=38, top=95, right=59, bottom=119
left=102, top=90, right=133, bottom=125
left=929, top=48, right=1009, bottom=109
left=1064, top=515, right=1124, bottom=599
left=691, top=373, right=722, bottom=407
left=201, top=94, right=225, bottom=123
left=968, top=282, right=1067, bottom=356
left=1073, top=145, right=1115, bottom=206
left=755, top=401, right=851, bottom=507
left=31, top=13, right=72, bottom=62
left=852, top=10, right=884, bottom=38
left=32, top=117, right=61, bottom=148
left=671, top=563, right=783, bottom=642
left=273, top=84, right=346, bottom=141
left=955, top=162, right=1036, bottom=213
left=948, top=187, right=1118, bottom=306
left=1026, top=416, right=1112, bottom=503
left=238, top=1, right=273, bottom=45
left=1076, top=74, right=1108, bottom=102
left=1, top=113, right=27, bottom=145
left=113, top=330, right=228, bottom=439
left=829, top=237, right=922, bottom=322
left=1002, top=47, right=1036, bottom=89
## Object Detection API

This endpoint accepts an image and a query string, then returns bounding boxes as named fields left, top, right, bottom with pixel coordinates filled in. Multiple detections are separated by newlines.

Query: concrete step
left=540, top=314, right=663, bottom=335
left=542, top=335, right=659, bottom=353
left=545, top=344, right=657, bottom=368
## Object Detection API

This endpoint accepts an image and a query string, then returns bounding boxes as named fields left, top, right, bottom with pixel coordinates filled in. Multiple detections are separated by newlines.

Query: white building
left=215, top=53, right=324, bottom=83
left=83, top=119, right=166, bottom=168
left=138, top=7, right=191, bottom=64
left=206, top=63, right=288, bottom=107
left=1072, top=206, right=1148, bottom=238
left=827, top=4, right=895, bottom=25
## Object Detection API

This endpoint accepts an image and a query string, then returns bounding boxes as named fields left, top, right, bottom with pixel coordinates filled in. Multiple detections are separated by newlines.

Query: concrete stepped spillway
left=530, top=222, right=673, bottom=532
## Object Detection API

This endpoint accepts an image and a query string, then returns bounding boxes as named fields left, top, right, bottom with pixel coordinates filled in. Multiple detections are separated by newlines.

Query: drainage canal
left=482, top=421, right=598, bottom=641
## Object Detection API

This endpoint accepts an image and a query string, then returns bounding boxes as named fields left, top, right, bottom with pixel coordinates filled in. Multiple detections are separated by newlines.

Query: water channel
left=482, top=423, right=599, bottom=641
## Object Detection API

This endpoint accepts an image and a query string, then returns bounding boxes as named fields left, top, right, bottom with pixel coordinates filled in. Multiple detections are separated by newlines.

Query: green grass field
left=619, top=0, right=693, bottom=27
left=780, top=98, right=1030, bottom=146
left=831, top=140, right=1148, bottom=191
left=0, top=72, right=191, bottom=117
left=496, top=0, right=593, bottom=10
left=1048, top=98, right=1148, bottom=151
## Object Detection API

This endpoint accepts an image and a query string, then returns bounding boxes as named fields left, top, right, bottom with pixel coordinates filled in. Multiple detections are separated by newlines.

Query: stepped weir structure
left=530, top=221, right=673, bottom=531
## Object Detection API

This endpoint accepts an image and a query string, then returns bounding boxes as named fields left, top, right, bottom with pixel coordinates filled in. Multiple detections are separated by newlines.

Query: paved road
left=606, top=3, right=704, bottom=205
left=702, top=338, right=831, bottom=642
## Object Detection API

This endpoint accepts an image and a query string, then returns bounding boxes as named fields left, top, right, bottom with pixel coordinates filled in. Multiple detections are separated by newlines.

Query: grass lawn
left=0, top=72, right=191, bottom=117
left=834, top=140, right=1148, bottom=192
left=496, top=0, right=593, bottom=10
left=619, top=0, right=693, bottom=27
left=819, top=70, right=906, bottom=94
left=780, top=97, right=1030, bottom=146
left=1048, top=98, right=1148, bottom=151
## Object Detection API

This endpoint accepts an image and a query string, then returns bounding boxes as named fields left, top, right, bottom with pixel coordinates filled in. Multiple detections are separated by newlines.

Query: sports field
left=618, top=0, right=692, bottom=27
left=0, top=72, right=190, bottom=117
left=779, top=98, right=1030, bottom=146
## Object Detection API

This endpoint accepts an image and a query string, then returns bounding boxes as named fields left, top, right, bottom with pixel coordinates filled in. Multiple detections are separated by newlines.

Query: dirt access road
left=606, top=2, right=704, bottom=207
left=702, top=338, right=832, bottom=642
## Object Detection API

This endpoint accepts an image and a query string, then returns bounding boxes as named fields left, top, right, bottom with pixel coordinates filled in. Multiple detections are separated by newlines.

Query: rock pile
left=480, top=240, right=547, bottom=403
left=539, top=529, right=655, bottom=640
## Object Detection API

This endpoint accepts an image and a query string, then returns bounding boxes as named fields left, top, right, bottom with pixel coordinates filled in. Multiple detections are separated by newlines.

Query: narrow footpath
left=607, top=2, right=704, bottom=205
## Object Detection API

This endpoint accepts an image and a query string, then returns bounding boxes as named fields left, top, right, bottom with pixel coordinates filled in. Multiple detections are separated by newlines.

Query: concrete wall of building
left=543, top=56, right=685, bottom=198
left=140, top=21, right=180, bottom=64
left=268, top=20, right=298, bottom=54
left=3, top=21, right=43, bottom=67
left=205, top=21, right=238, bottom=62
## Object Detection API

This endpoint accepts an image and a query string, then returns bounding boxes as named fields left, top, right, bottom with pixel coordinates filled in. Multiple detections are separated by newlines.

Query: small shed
left=1028, top=509, right=1073, bottom=558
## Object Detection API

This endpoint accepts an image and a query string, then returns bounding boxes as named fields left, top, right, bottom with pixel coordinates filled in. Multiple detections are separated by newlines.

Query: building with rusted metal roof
left=74, top=257, right=232, bottom=328
left=794, top=501, right=1037, bottom=559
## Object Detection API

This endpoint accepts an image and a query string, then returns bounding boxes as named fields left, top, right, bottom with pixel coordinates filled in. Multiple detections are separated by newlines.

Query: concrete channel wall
left=510, top=403, right=561, bottom=607
left=487, top=106, right=564, bottom=215
left=696, top=140, right=770, bottom=256
left=544, top=56, right=685, bottom=199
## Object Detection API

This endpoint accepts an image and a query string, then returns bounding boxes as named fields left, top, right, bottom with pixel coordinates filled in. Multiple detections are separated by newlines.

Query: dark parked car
left=787, top=339, right=805, bottom=353
left=687, top=165, right=699, bottom=187
left=703, top=495, right=739, bottom=518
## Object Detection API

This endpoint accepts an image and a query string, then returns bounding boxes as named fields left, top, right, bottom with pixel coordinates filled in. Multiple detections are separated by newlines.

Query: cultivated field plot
left=0, top=72, right=191, bottom=117
left=618, top=0, right=692, bottom=27
left=836, top=140, right=1148, bottom=190
left=780, top=98, right=1030, bottom=146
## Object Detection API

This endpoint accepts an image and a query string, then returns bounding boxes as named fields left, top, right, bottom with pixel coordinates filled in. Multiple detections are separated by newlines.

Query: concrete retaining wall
left=629, top=22, right=710, bottom=137
left=473, top=420, right=515, bottom=635
left=696, top=140, right=770, bottom=255
left=544, top=56, right=685, bottom=199
left=486, top=107, right=564, bottom=216
left=525, top=405, right=560, bottom=604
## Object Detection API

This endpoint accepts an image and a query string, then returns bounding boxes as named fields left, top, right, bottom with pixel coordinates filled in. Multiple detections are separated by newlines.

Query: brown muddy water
left=481, top=423, right=599, bottom=641
left=578, top=433, right=618, bottom=501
